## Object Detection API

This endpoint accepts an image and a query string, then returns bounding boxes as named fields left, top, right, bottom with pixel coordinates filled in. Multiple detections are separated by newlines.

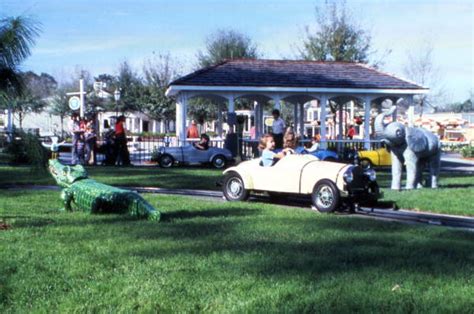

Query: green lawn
left=1, top=190, right=473, bottom=312
left=0, top=165, right=473, bottom=216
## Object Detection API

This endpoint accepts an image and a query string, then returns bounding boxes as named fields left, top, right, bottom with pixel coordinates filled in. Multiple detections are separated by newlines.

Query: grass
left=1, top=190, right=474, bottom=312
left=0, top=164, right=473, bottom=216
left=0, top=165, right=222, bottom=190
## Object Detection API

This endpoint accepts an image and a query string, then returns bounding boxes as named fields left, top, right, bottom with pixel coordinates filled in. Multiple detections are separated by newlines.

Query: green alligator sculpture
left=48, top=159, right=160, bottom=221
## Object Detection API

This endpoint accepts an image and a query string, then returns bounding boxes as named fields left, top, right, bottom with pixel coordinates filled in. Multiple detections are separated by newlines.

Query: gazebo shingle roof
left=170, top=59, right=424, bottom=90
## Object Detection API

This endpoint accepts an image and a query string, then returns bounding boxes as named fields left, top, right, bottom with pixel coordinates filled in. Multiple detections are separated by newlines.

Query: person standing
left=84, top=118, right=97, bottom=165
left=347, top=124, right=356, bottom=140
left=186, top=120, right=199, bottom=139
left=115, top=115, right=130, bottom=166
left=68, top=113, right=84, bottom=165
left=271, top=109, right=285, bottom=149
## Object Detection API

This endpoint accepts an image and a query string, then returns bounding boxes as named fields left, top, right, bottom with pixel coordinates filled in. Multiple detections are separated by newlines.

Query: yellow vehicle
left=358, top=148, right=391, bottom=169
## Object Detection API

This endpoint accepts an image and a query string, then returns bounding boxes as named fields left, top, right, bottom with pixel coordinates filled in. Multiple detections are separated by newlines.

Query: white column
left=350, top=100, right=355, bottom=122
left=227, top=95, right=235, bottom=134
left=175, top=93, right=188, bottom=146
left=217, top=103, right=223, bottom=138
left=319, top=95, right=328, bottom=149
left=406, top=95, right=415, bottom=127
left=79, top=78, right=85, bottom=118
left=130, top=118, right=135, bottom=133
left=364, top=95, right=372, bottom=150
left=299, top=102, right=305, bottom=137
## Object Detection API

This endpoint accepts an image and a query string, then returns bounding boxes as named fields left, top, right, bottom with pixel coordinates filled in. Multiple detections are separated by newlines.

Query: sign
left=68, top=96, right=81, bottom=111
left=264, top=117, right=274, bottom=127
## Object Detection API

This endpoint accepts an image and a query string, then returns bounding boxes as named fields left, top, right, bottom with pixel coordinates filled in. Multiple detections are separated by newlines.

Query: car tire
left=158, top=154, right=174, bottom=168
left=359, top=158, right=373, bottom=169
left=223, top=172, right=249, bottom=201
left=211, top=155, right=227, bottom=169
left=312, top=179, right=340, bottom=213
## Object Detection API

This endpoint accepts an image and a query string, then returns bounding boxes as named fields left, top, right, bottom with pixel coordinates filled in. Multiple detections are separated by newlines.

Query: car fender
left=223, top=166, right=254, bottom=189
left=299, top=161, right=349, bottom=194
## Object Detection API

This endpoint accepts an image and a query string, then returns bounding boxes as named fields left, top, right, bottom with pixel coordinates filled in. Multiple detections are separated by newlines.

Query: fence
left=0, top=129, right=383, bottom=166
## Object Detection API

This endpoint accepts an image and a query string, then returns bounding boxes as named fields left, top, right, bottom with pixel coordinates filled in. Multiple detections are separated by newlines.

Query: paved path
left=441, top=154, right=474, bottom=172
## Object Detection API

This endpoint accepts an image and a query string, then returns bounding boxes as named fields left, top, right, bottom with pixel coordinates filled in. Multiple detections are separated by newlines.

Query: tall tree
left=197, top=29, right=260, bottom=68
left=142, top=53, right=179, bottom=132
left=403, top=42, right=446, bottom=116
left=116, top=61, right=144, bottom=113
left=0, top=16, right=41, bottom=101
left=299, top=1, right=371, bottom=63
left=49, top=87, right=71, bottom=137
left=193, top=29, right=260, bottom=126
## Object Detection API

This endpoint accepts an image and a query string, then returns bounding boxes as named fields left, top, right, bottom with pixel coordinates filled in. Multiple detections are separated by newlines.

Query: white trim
left=166, top=85, right=429, bottom=97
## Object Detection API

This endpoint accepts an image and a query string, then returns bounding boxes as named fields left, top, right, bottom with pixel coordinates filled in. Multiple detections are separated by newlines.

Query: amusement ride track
left=4, top=184, right=474, bottom=231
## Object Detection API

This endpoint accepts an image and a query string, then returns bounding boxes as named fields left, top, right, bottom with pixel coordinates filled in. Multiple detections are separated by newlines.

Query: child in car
left=259, top=133, right=293, bottom=167
left=194, top=133, right=210, bottom=150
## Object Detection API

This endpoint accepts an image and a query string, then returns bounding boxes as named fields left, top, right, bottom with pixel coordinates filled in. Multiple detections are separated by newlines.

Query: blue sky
left=2, top=0, right=473, bottom=102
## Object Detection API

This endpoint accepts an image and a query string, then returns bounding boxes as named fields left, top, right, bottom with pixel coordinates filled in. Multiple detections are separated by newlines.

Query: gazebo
left=165, top=59, right=428, bottom=149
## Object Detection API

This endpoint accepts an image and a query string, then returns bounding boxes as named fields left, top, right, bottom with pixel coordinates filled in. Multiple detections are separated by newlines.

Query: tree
left=142, top=53, right=179, bottom=132
left=116, top=61, right=144, bottom=113
left=299, top=1, right=371, bottom=63
left=49, top=88, right=71, bottom=137
left=0, top=16, right=41, bottom=100
left=193, top=29, right=260, bottom=125
left=403, top=42, right=447, bottom=116
left=197, top=29, right=260, bottom=68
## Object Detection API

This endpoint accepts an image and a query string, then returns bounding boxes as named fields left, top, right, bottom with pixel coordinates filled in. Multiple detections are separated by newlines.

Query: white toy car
left=222, top=154, right=379, bottom=212
left=156, top=144, right=234, bottom=169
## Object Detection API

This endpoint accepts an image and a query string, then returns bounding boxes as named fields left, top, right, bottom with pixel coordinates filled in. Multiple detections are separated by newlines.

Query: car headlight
left=343, top=167, right=354, bottom=183
left=365, top=168, right=376, bottom=181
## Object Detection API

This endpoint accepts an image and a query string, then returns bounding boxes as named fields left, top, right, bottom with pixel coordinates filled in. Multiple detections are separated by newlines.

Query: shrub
left=4, top=130, right=49, bottom=170
left=461, top=145, right=474, bottom=158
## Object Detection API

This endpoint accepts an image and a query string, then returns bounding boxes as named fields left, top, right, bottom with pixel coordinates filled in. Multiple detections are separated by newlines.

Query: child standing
left=259, top=133, right=293, bottom=167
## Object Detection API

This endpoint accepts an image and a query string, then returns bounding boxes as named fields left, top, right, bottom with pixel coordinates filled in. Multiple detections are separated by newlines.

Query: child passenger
left=283, top=127, right=298, bottom=150
left=259, top=133, right=293, bottom=167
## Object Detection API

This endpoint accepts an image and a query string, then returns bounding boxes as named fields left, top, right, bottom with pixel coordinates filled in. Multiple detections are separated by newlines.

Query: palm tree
left=0, top=16, right=41, bottom=100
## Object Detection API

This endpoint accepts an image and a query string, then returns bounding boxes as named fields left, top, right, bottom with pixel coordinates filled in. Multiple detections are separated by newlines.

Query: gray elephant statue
left=374, top=106, right=441, bottom=190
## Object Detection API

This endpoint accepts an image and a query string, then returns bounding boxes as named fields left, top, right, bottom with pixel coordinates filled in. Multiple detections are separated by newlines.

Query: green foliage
left=4, top=130, right=48, bottom=170
left=299, top=1, right=371, bottom=63
left=0, top=16, right=41, bottom=98
left=197, top=28, right=260, bottom=68
left=116, top=61, right=144, bottom=113
left=141, top=54, right=178, bottom=130
left=461, top=145, right=474, bottom=158
left=1, top=191, right=474, bottom=312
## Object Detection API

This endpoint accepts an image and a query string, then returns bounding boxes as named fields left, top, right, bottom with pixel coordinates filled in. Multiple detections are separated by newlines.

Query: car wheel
left=312, top=179, right=340, bottom=213
left=223, top=172, right=249, bottom=201
left=159, top=154, right=174, bottom=168
left=324, top=156, right=337, bottom=162
left=359, top=158, right=373, bottom=169
left=212, top=155, right=227, bottom=169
